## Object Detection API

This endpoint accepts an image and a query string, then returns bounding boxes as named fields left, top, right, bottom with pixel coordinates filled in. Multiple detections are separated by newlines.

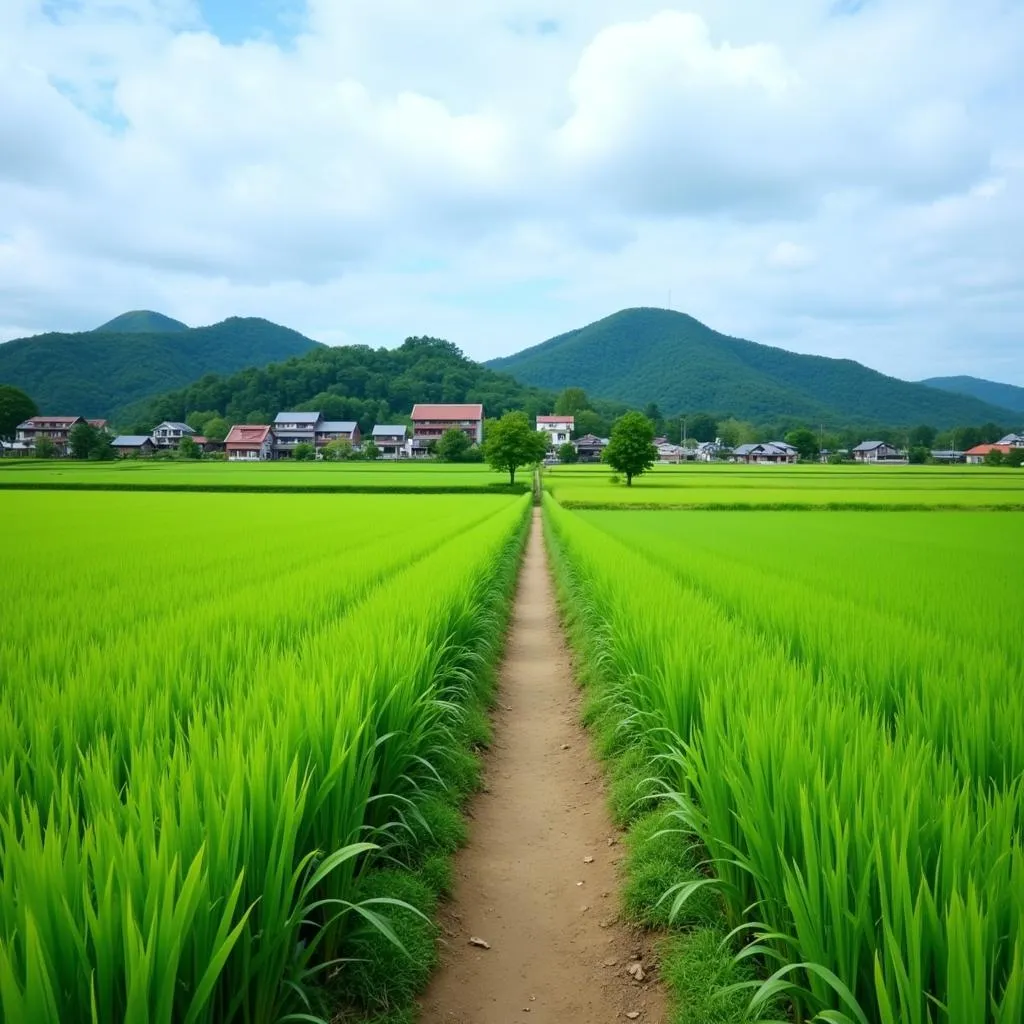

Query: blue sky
left=1, top=0, right=1023, bottom=385
left=198, top=0, right=304, bottom=45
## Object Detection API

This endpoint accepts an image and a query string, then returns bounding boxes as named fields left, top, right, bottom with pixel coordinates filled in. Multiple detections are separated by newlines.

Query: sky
left=1, top=0, right=1022, bottom=384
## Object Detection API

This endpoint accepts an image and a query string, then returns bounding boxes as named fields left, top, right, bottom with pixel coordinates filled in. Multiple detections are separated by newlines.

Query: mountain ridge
left=95, top=310, right=190, bottom=333
left=920, top=375, right=1024, bottom=415
left=488, top=307, right=1019, bottom=428
left=0, top=316, right=322, bottom=419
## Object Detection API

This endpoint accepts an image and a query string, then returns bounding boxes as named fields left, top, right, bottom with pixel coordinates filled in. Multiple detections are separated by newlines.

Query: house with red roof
left=225, top=425, right=276, bottom=461
left=410, top=403, right=484, bottom=456
left=965, top=443, right=1013, bottom=465
left=536, top=415, right=574, bottom=448
left=15, top=416, right=86, bottom=455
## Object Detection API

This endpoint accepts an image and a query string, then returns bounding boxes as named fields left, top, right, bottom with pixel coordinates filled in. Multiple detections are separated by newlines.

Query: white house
left=537, top=415, right=574, bottom=449
left=151, top=421, right=195, bottom=449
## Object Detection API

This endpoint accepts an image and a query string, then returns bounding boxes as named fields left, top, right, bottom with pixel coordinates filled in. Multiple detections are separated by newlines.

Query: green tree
left=292, top=442, right=315, bottom=461
left=484, top=411, right=548, bottom=484
left=0, top=385, right=37, bottom=440
left=554, top=388, right=592, bottom=416
left=642, top=403, right=664, bottom=433
left=907, top=446, right=932, bottom=464
left=984, top=448, right=1005, bottom=466
left=436, top=428, right=473, bottom=462
left=202, top=417, right=230, bottom=442
left=573, top=409, right=606, bottom=438
left=322, top=439, right=354, bottom=461
left=34, top=435, right=56, bottom=459
left=684, top=412, right=718, bottom=443
left=178, top=435, right=202, bottom=459
left=557, top=442, right=579, bottom=464
left=604, top=411, right=657, bottom=486
left=784, top=427, right=820, bottom=462
left=909, top=424, right=937, bottom=448
left=362, top=439, right=380, bottom=461
left=68, top=421, right=100, bottom=460
left=1004, top=447, right=1024, bottom=468
left=717, top=417, right=756, bottom=448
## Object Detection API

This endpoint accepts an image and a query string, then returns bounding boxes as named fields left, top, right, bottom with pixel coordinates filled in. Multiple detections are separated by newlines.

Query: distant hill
left=920, top=375, right=1024, bottom=415
left=0, top=316, right=323, bottom=420
left=96, top=310, right=189, bottom=333
left=489, top=307, right=1018, bottom=428
left=130, top=336, right=552, bottom=435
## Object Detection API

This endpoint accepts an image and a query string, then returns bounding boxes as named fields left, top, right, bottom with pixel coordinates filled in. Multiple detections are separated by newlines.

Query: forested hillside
left=489, top=308, right=1018, bottom=428
left=0, top=316, right=322, bottom=419
left=95, top=310, right=190, bottom=333
left=921, top=375, right=1024, bottom=414
left=128, top=336, right=554, bottom=433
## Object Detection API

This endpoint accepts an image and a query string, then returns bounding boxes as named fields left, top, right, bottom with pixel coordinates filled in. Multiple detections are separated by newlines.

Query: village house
left=273, top=411, right=322, bottom=457
left=15, top=416, right=86, bottom=455
left=997, top=433, right=1024, bottom=448
left=87, top=419, right=109, bottom=432
left=965, top=443, right=1013, bottom=465
left=225, top=424, right=275, bottom=460
left=371, top=424, right=409, bottom=458
left=111, top=435, right=156, bottom=457
left=410, top=404, right=485, bottom=454
left=536, top=415, right=574, bottom=449
left=574, top=433, right=607, bottom=463
left=732, top=442, right=799, bottom=464
left=657, top=442, right=686, bottom=463
left=852, top=440, right=903, bottom=463
left=315, top=421, right=361, bottom=450
left=151, top=421, right=195, bottom=450
left=696, top=439, right=730, bottom=462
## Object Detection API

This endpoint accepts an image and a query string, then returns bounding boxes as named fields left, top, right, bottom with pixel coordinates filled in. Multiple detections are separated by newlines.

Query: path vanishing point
left=418, top=509, right=668, bottom=1024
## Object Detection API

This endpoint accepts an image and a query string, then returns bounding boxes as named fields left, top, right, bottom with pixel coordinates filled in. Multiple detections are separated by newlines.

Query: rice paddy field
left=543, top=462, right=1024, bottom=509
left=0, top=460, right=515, bottom=491
left=0, top=490, right=530, bottom=1023
left=545, top=499, right=1024, bottom=1023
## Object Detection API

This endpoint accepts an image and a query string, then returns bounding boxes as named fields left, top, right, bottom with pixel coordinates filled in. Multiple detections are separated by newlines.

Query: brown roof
left=24, top=416, right=83, bottom=425
left=537, top=415, right=574, bottom=424
left=225, top=424, right=272, bottom=445
left=87, top=419, right=108, bottom=428
left=411, top=403, right=484, bottom=421
left=965, top=444, right=1012, bottom=456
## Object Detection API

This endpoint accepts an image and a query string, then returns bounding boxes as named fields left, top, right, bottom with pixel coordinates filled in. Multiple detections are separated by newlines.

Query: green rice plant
left=544, top=496, right=1024, bottom=1024
left=0, top=491, right=529, bottom=1023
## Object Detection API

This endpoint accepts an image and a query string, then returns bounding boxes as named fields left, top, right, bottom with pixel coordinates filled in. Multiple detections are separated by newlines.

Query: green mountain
left=0, top=316, right=323, bottom=420
left=96, top=310, right=190, bottom=333
left=130, top=336, right=552, bottom=435
left=920, top=376, right=1024, bottom=415
left=488, top=307, right=1018, bottom=428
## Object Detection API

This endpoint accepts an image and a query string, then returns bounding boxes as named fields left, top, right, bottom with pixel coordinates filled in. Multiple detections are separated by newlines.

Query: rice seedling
left=544, top=497, right=1024, bottom=1024
left=0, top=491, right=529, bottom=1023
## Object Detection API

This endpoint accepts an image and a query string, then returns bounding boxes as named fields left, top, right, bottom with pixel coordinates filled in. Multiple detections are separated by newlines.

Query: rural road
left=418, top=508, right=666, bottom=1024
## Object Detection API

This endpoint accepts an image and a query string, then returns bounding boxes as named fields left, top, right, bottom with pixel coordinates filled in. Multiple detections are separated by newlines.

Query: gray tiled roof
left=274, top=411, right=321, bottom=424
left=112, top=435, right=152, bottom=446
left=372, top=424, right=408, bottom=436
left=852, top=441, right=887, bottom=451
left=318, top=421, right=358, bottom=432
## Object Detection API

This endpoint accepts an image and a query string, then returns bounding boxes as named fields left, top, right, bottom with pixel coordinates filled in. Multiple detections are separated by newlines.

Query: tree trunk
left=510, top=466, right=516, bottom=485
left=626, top=472, right=632, bottom=486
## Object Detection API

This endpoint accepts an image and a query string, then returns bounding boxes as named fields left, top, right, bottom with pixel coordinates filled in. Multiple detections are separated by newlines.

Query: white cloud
left=767, top=242, right=816, bottom=271
left=0, top=0, right=1023, bottom=387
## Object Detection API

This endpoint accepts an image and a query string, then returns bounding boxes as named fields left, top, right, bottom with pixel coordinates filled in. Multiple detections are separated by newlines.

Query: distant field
left=0, top=459, right=517, bottom=492
left=544, top=462, right=1024, bottom=508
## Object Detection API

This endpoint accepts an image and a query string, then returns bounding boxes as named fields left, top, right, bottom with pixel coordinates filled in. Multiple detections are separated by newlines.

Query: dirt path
left=418, top=509, right=667, bottom=1024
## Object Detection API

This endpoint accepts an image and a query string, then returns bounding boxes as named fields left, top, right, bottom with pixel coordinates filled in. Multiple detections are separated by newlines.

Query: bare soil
left=418, top=509, right=667, bottom=1024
